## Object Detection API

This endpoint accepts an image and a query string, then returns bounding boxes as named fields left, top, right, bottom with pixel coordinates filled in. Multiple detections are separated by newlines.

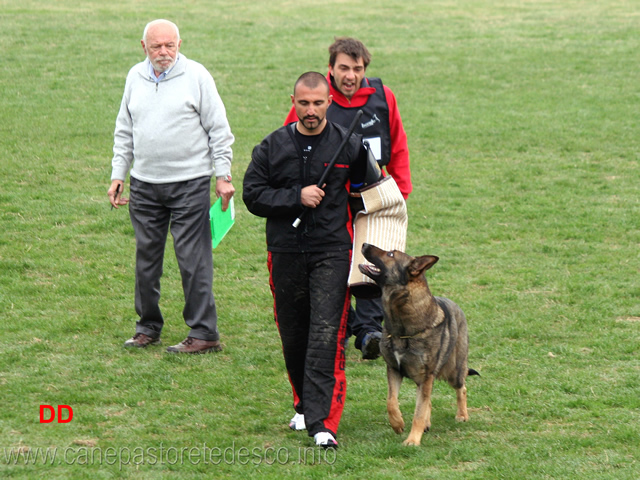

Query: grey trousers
left=128, top=176, right=219, bottom=342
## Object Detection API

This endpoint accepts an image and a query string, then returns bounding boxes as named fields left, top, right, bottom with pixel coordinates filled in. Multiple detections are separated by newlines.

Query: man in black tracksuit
left=243, top=72, right=367, bottom=449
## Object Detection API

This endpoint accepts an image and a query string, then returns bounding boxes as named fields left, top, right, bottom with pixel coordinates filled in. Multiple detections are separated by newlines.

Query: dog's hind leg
left=454, top=384, right=469, bottom=422
left=386, top=366, right=405, bottom=434
left=403, top=375, right=434, bottom=446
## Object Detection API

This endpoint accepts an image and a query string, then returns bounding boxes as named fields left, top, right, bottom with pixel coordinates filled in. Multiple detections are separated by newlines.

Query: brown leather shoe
left=166, top=337, right=222, bottom=354
left=124, top=333, right=161, bottom=348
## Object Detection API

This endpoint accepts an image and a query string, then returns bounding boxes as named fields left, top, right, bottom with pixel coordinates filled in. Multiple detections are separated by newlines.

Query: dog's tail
left=468, top=368, right=480, bottom=377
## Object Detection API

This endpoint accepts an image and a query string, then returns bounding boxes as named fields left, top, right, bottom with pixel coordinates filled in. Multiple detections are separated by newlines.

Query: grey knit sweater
left=111, top=54, right=234, bottom=184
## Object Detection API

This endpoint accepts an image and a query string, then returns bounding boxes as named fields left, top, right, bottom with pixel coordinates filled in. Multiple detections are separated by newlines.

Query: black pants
left=128, top=176, right=219, bottom=341
left=268, top=250, right=350, bottom=438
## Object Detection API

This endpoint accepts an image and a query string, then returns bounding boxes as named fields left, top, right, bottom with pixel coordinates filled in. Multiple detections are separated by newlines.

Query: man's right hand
left=300, top=185, right=325, bottom=208
left=108, top=180, right=129, bottom=209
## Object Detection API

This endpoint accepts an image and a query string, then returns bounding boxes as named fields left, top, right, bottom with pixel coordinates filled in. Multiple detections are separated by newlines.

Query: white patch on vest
left=362, top=136, right=382, bottom=160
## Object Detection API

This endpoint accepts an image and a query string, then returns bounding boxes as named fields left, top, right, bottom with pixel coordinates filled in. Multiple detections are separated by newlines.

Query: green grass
left=1, top=0, right=639, bottom=478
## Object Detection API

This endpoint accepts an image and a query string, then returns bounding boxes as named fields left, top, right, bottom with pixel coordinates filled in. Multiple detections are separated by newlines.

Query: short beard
left=301, top=116, right=323, bottom=132
left=150, top=56, right=175, bottom=73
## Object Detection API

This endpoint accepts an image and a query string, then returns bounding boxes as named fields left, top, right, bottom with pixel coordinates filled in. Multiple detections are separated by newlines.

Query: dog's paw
left=455, top=414, right=469, bottom=423
left=389, top=413, right=405, bottom=433
left=402, top=437, right=421, bottom=447
left=390, top=420, right=405, bottom=434
left=392, top=424, right=405, bottom=434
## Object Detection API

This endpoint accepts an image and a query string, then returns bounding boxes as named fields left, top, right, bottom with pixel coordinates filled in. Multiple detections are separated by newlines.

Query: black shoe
left=361, top=331, right=382, bottom=360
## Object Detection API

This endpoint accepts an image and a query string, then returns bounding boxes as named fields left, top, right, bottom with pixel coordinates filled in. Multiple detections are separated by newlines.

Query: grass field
left=1, top=0, right=639, bottom=478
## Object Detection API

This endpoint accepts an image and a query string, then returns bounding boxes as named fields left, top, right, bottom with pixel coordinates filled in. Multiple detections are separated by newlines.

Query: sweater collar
left=141, top=53, right=187, bottom=82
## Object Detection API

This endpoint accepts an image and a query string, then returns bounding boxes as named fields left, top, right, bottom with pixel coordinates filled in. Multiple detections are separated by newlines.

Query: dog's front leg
left=404, top=375, right=434, bottom=446
left=386, top=366, right=405, bottom=434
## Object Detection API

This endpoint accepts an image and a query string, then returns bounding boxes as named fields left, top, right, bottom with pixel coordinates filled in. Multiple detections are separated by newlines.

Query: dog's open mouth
left=358, top=263, right=381, bottom=279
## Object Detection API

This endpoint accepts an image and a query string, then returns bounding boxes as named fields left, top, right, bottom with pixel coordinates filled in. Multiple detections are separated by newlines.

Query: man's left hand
left=216, top=178, right=235, bottom=211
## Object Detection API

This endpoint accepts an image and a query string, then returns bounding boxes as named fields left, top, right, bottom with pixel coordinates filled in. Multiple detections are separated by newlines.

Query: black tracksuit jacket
left=243, top=121, right=365, bottom=252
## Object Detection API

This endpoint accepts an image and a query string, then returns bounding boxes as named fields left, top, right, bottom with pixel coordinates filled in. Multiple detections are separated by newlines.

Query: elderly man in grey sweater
left=108, top=19, right=234, bottom=353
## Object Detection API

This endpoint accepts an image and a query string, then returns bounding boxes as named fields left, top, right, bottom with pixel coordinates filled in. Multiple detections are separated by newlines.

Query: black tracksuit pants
left=268, top=250, right=350, bottom=438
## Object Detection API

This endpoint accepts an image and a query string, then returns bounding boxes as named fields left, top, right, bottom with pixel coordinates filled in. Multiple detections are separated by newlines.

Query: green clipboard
left=209, top=197, right=235, bottom=249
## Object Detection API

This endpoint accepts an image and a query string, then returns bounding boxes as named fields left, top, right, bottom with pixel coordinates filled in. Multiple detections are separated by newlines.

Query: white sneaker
left=289, top=413, right=306, bottom=431
left=314, top=432, right=338, bottom=449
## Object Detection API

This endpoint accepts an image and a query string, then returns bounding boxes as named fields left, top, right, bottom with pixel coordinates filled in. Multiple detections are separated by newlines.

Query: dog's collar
left=387, top=331, right=423, bottom=339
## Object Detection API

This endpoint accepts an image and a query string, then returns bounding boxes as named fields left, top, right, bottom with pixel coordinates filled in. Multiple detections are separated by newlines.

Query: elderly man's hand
left=216, top=178, right=236, bottom=211
left=108, top=180, right=129, bottom=209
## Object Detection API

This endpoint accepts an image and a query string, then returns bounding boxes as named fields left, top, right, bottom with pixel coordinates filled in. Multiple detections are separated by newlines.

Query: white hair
left=142, top=19, right=180, bottom=43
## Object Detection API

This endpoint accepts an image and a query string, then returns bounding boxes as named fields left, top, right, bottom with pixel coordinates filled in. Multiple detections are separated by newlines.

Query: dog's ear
left=409, top=255, right=439, bottom=277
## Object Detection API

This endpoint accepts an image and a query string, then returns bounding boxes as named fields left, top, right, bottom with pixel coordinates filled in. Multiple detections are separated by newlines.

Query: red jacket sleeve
left=284, top=107, right=297, bottom=125
left=382, top=86, right=412, bottom=199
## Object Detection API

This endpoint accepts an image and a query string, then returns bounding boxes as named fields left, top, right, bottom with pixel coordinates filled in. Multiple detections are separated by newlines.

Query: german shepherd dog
left=358, top=243, right=479, bottom=446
